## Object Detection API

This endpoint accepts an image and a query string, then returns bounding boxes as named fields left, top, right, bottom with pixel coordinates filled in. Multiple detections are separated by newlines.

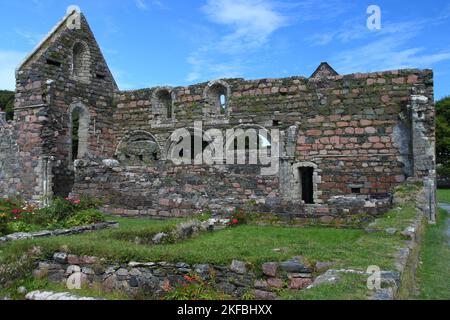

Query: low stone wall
left=73, top=159, right=393, bottom=222
left=32, top=253, right=320, bottom=300
left=0, top=221, right=118, bottom=243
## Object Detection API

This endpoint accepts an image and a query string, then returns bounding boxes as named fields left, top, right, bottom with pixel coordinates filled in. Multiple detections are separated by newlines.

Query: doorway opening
left=299, top=167, right=314, bottom=204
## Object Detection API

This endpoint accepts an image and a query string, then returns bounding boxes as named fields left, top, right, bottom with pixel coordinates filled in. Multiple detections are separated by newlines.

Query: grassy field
left=0, top=217, right=408, bottom=270
left=437, top=189, right=450, bottom=203
left=0, top=200, right=420, bottom=300
left=414, top=208, right=450, bottom=300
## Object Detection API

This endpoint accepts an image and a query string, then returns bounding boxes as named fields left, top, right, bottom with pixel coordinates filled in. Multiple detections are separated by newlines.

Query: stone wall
left=0, top=10, right=117, bottom=202
left=0, top=8, right=437, bottom=221
left=73, top=69, right=435, bottom=219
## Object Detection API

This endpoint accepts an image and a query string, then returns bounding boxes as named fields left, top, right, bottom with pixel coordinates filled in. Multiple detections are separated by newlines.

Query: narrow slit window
left=71, top=110, right=80, bottom=160
left=220, top=94, right=227, bottom=114
left=299, top=167, right=314, bottom=204
left=351, top=188, right=361, bottom=194
left=46, top=59, right=61, bottom=67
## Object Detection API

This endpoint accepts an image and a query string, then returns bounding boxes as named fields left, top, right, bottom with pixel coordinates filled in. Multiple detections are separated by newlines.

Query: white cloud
left=0, top=51, right=26, bottom=90
left=135, top=0, right=167, bottom=11
left=135, top=0, right=149, bottom=11
left=332, top=33, right=450, bottom=74
left=186, top=0, right=288, bottom=82
left=14, top=29, right=45, bottom=46
left=202, top=0, right=287, bottom=52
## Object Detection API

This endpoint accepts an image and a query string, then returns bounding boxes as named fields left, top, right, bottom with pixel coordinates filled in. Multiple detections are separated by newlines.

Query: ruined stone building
left=0, top=9, right=437, bottom=222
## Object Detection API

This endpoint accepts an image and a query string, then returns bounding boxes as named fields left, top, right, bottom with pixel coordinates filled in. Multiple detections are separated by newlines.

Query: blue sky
left=0, top=0, right=449, bottom=99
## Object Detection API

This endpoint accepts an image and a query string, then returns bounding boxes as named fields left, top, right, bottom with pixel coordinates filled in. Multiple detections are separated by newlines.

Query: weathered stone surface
left=252, top=290, right=277, bottom=300
left=262, top=262, right=278, bottom=277
left=315, top=261, right=337, bottom=272
left=289, top=278, right=312, bottom=290
left=25, top=291, right=101, bottom=301
left=230, top=260, right=247, bottom=274
left=53, top=252, right=68, bottom=264
left=279, top=257, right=312, bottom=274
left=0, top=223, right=118, bottom=243
left=267, top=278, right=284, bottom=289
left=152, top=232, right=167, bottom=244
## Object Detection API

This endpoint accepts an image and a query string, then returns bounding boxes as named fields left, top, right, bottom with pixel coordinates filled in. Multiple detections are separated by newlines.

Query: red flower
left=73, top=200, right=81, bottom=204
left=232, top=219, right=239, bottom=224
left=11, top=208, right=21, bottom=215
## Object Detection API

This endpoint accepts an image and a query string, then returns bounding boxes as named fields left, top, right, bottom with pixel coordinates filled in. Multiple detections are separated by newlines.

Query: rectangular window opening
left=299, top=167, right=314, bottom=204
left=46, top=59, right=61, bottom=67
left=351, top=188, right=361, bottom=194
left=96, top=73, right=106, bottom=80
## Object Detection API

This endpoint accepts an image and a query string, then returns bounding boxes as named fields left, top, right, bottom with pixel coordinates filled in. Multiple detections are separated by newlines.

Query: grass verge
left=437, top=189, right=450, bottom=203
left=414, top=208, right=450, bottom=299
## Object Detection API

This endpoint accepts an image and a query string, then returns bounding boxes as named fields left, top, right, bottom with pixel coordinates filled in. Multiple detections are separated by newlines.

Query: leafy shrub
left=7, top=221, right=37, bottom=233
left=229, top=208, right=248, bottom=226
left=65, top=209, right=105, bottom=227
left=0, top=196, right=103, bottom=235
left=437, top=165, right=450, bottom=178
left=0, top=213, right=9, bottom=236
left=31, top=196, right=101, bottom=226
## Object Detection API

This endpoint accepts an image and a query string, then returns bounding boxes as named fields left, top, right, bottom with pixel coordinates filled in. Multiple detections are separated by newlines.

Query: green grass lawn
left=0, top=205, right=419, bottom=300
left=437, top=189, right=450, bottom=203
left=414, top=208, right=450, bottom=300
left=0, top=194, right=423, bottom=300
left=0, top=219, right=406, bottom=270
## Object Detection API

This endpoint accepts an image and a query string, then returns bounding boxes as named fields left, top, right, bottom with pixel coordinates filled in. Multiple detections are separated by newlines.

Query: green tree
left=0, top=90, right=14, bottom=121
left=436, top=97, right=450, bottom=175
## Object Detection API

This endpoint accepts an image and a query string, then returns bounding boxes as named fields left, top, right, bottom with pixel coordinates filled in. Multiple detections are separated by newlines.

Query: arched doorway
left=52, top=102, right=90, bottom=198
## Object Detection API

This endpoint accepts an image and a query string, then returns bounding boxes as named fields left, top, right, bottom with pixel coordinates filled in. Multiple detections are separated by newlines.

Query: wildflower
left=232, top=219, right=239, bottom=224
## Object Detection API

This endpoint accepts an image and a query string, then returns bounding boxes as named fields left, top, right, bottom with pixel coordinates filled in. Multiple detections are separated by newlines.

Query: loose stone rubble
left=0, top=221, right=118, bottom=243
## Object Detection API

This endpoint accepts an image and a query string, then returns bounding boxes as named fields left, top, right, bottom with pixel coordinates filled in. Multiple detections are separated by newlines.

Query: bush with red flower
left=227, top=208, right=248, bottom=227
left=0, top=196, right=104, bottom=236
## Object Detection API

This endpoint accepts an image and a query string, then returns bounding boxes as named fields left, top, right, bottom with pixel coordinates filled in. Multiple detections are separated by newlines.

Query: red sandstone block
left=365, top=127, right=377, bottom=134
left=330, top=136, right=340, bottom=144
left=360, top=119, right=372, bottom=126
left=320, top=137, right=330, bottom=144
left=337, top=122, right=348, bottom=128
left=373, top=143, right=385, bottom=149
left=407, top=75, right=419, bottom=84
left=392, top=77, right=405, bottom=84
left=344, top=127, right=354, bottom=134
left=368, top=136, right=380, bottom=143
left=306, top=130, right=322, bottom=136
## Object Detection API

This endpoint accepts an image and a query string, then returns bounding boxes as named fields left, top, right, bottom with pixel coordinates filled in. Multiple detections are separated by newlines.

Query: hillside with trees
left=0, top=90, right=14, bottom=121
left=436, top=96, right=450, bottom=185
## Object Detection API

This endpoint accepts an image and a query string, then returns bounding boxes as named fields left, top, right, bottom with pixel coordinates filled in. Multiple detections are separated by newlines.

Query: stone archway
left=52, top=102, right=91, bottom=198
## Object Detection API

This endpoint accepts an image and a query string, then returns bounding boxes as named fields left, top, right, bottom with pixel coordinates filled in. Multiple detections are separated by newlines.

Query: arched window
left=69, top=103, right=90, bottom=164
left=153, top=88, right=174, bottom=121
left=71, top=42, right=91, bottom=83
left=115, top=131, right=161, bottom=166
left=205, top=81, right=229, bottom=115
left=157, top=90, right=173, bottom=119
left=219, top=94, right=227, bottom=114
